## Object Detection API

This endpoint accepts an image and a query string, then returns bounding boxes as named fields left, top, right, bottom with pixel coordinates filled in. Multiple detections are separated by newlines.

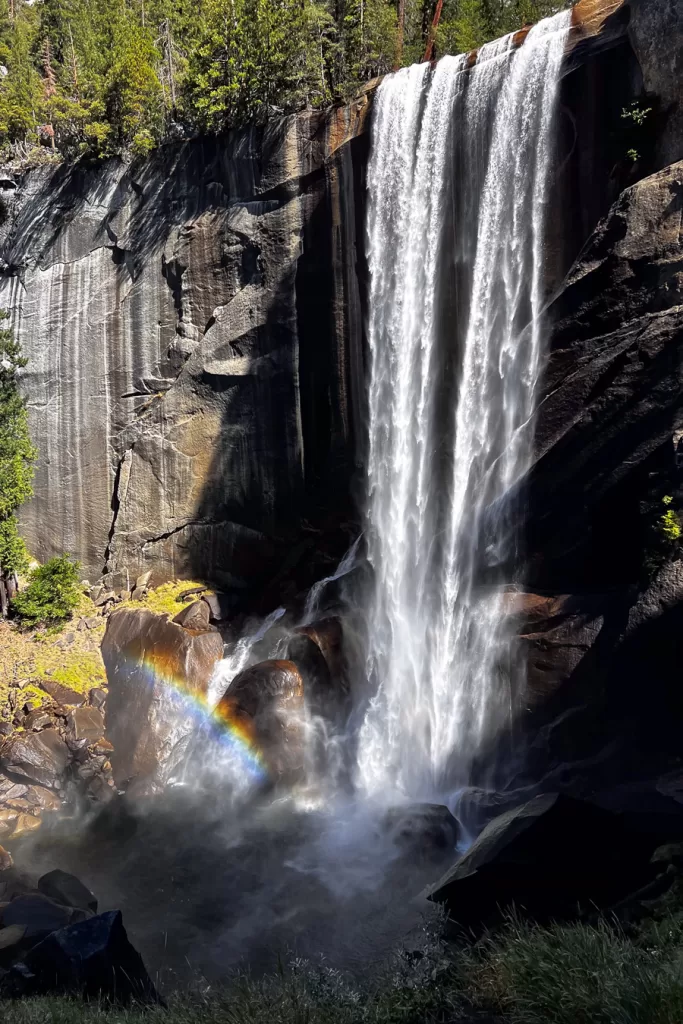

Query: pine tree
left=0, top=311, right=37, bottom=617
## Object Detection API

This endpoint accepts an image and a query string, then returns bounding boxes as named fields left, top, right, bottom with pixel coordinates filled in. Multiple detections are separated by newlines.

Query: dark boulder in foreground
left=2, top=893, right=85, bottom=942
left=38, top=869, right=98, bottom=914
left=15, top=910, right=159, bottom=1003
left=427, top=793, right=659, bottom=928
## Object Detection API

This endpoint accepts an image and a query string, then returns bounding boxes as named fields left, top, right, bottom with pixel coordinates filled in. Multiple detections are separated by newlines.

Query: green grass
left=456, top=911, right=683, bottom=1024
left=5, top=907, right=683, bottom=1024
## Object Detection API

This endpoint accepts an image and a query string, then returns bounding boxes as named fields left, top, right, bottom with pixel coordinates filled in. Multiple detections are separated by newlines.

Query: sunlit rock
left=214, top=659, right=305, bottom=781
left=102, top=607, right=224, bottom=789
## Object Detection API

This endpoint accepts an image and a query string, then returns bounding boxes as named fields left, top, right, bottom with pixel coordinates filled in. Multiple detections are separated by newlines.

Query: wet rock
left=102, top=607, right=224, bottom=787
left=287, top=617, right=347, bottom=721
left=0, top=924, right=25, bottom=952
left=89, top=688, right=107, bottom=710
left=38, top=870, right=97, bottom=913
left=2, top=785, right=27, bottom=802
left=427, top=793, right=657, bottom=929
left=86, top=775, right=116, bottom=804
left=201, top=591, right=233, bottom=623
left=38, top=681, right=86, bottom=707
left=25, top=787, right=61, bottom=812
left=0, top=731, right=69, bottom=788
left=66, top=708, right=105, bottom=743
left=12, top=814, right=41, bottom=839
left=0, top=811, right=18, bottom=838
left=19, top=909, right=159, bottom=1003
left=23, top=709, right=55, bottom=732
left=3, top=894, right=82, bottom=941
left=215, top=660, right=305, bottom=779
left=384, top=803, right=459, bottom=856
left=172, top=599, right=212, bottom=630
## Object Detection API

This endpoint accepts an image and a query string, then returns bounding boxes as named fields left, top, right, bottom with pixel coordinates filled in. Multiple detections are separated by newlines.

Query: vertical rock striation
left=0, top=98, right=371, bottom=590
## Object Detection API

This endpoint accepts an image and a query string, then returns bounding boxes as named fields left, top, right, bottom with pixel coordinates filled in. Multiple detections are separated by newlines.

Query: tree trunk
left=422, top=0, right=443, bottom=62
left=394, top=0, right=406, bottom=69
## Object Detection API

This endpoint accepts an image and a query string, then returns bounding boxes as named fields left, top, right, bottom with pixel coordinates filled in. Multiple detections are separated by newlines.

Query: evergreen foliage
left=0, top=309, right=36, bottom=580
left=11, top=553, right=81, bottom=625
left=0, top=0, right=572, bottom=159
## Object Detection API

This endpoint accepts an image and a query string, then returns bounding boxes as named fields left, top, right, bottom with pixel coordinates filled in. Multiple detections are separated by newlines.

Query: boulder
left=88, top=688, right=107, bottom=710
left=427, top=793, right=657, bottom=928
left=38, top=870, right=97, bottom=913
left=0, top=924, right=26, bottom=953
left=214, top=660, right=305, bottom=780
left=38, top=681, right=85, bottom=707
left=102, top=607, right=224, bottom=788
left=12, top=814, right=42, bottom=839
left=2, top=894, right=83, bottom=941
left=383, top=803, right=459, bottom=857
left=18, top=910, right=159, bottom=1003
left=0, top=731, right=69, bottom=788
left=66, top=708, right=105, bottom=743
left=22, top=709, right=55, bottom=732
left=172, top=599, right=212, bottom=630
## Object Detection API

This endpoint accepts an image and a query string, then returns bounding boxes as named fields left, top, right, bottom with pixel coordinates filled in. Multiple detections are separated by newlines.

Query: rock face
left=501, top=162, right=683, bottom=781
left=527, top=160, right=683, bottom=589
left=2, top=0, right=679, bottom=596
left=102, top=606, right=224, bottom=788
left=0, top=100, right=370, bottom=590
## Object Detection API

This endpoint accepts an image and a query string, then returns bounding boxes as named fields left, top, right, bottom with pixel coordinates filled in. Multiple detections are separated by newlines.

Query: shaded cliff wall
left=0, top=99, right=370, bottom=591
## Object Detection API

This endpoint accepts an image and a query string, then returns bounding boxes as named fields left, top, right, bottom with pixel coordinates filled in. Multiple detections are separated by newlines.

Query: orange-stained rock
left=102, top=607, right=225, bottom=788
left=215, top=660, right=305, bottom=780
left=571, top=0, right=624, bottom=36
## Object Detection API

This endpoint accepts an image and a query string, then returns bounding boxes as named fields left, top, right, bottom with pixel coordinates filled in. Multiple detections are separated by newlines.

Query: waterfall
left=357, top=12, right=571, bottom=803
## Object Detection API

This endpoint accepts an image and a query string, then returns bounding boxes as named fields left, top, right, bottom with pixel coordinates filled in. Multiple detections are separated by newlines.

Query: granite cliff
left=0, top=0, right=680, bottom=616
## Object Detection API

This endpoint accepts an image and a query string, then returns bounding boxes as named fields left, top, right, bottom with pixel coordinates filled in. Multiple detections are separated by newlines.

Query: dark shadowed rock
left=215, top=660, right=305, bottom=779
left=38, top=870, right=98, bottom=913
left=3, top=894, right=83, bottom=941
left=427, top=794, right=658, bottom=928
left=38, top=681, right=85, bottom=707
left=19, top=910, right=159, bottom=1003
left=0, top=924, right=26, bottom=955
left=172, top=599, right=212, bottom=630
left=384, top=803, right=459, bottom=857
left=102, top=607, right=224, bottom=788
left=88, top=688, right=107, bottom=710
left=0, top=731, right=69, bottom=788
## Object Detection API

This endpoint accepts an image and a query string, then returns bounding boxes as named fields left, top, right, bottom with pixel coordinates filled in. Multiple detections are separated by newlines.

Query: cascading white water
left=357, top=12, right=571, bottom=803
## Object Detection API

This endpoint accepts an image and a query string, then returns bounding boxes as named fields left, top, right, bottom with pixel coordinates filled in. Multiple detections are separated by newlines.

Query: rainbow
left=118, top=650, right=269, bottom=782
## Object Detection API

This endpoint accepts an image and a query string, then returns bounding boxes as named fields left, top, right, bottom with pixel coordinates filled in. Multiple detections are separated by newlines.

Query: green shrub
left=12, top=555, right=82, bottom=627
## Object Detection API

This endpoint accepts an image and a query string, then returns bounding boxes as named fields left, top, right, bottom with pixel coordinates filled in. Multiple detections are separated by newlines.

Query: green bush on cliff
left=12, top=554, right=82, bottom=626
left=0, top=310, right=36, bottom=582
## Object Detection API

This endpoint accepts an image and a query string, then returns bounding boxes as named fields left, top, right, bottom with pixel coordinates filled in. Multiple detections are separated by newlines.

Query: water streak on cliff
left=358, top=12, right=571, bottom=802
